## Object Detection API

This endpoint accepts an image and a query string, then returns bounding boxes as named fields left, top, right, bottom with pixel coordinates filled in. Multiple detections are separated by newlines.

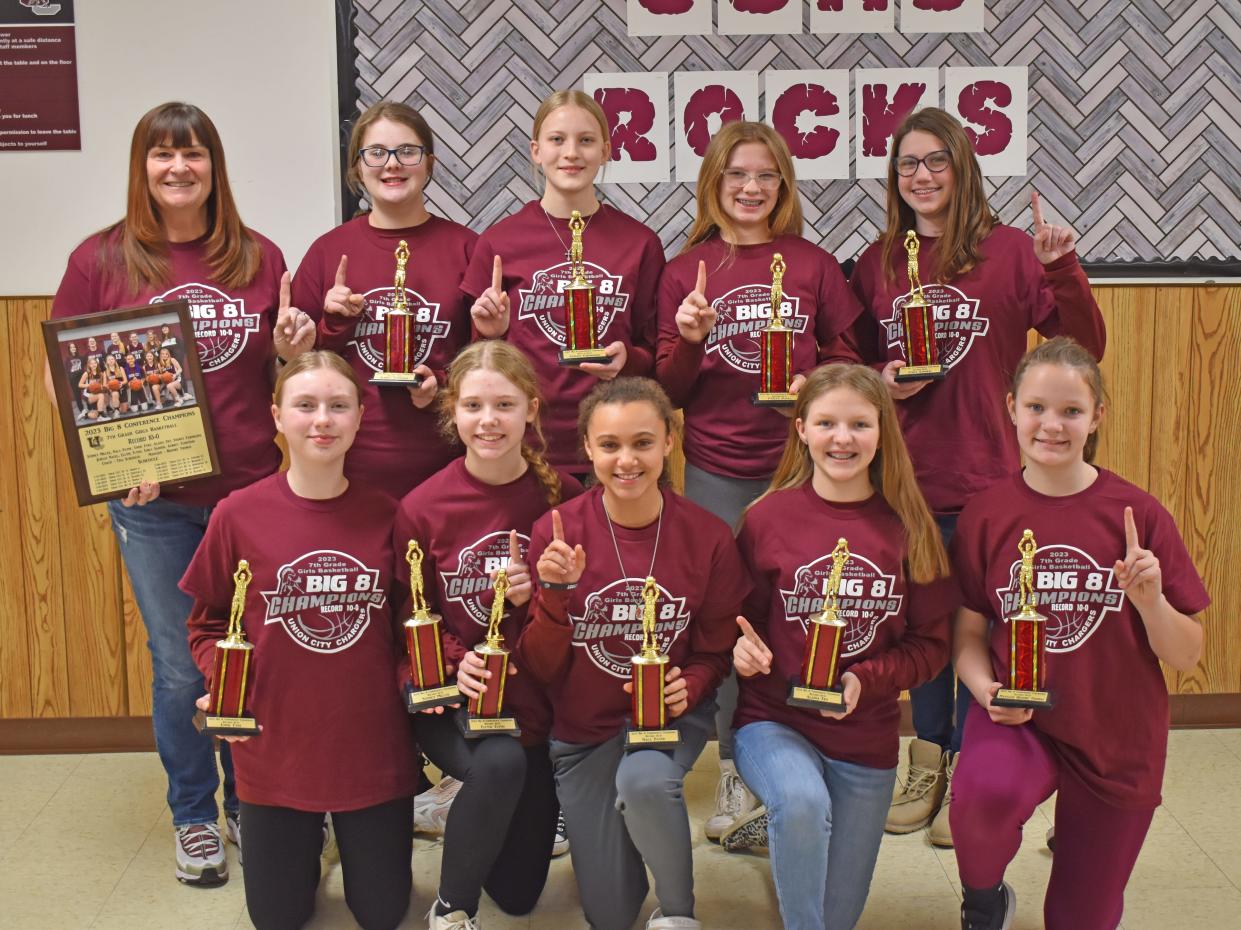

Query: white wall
left=0, top=0, right=340, bottom=296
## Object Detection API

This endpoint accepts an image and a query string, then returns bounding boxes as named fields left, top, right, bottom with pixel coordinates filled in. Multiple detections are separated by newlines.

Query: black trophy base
left=623, top=719, right=681, bottom=752
left=787, top=678, right=846, bottom=710
left=992, top=687, right=1056, bottom=710
left=558, top=347, right=613, bottom=366
left=893, top=364, right=946, bottom=383
left=369, top=371, right=424, bottom=388
left=194, top=709, right=260, bottom=737
left=405, top=682, right=463, bottom=713
left=458, top=707, right=521, bottom=739
left=752, top=391, right=797, bottom=408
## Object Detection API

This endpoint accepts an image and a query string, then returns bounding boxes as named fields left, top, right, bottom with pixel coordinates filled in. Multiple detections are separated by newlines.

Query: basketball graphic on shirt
left=882, top=283, right=988, bottom=370
left=571, top=577, right=691, bottom=678
left=152, top=284, right=261, bottom=372
left=516, top=261, right=628, bottom=348
left=705, top=283, right=808, bottom=374
left=994, top=544, right=1124, bottom=653
left=260, top=550, right=386, bottom=653
left=780, top=551, right=903, bottom=656
left=348, top=287, right=450, bottom=373
left=441, top=531, right=529, bottom=627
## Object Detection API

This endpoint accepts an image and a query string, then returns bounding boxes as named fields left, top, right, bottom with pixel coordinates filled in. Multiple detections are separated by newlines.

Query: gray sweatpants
left=549, top=699, right=716, bottom=930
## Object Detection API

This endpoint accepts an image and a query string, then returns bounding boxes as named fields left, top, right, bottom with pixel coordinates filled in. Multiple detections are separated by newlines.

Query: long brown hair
left=438, top=341, right=562, bottom=506
left=759, top=364, right=948, bottom=583
left=577, top=377, right=678, bottom=488
left=346, top=101, right=437, bottom=199
left=879, top=107, right=997, bottom=285
left=102, top=102, right=259, bottom=295
left=1010, top=337, right=1107, bottom=464
left=681, top=121, right=802, bottom=256
left=272, top=350, right=362, bottom=405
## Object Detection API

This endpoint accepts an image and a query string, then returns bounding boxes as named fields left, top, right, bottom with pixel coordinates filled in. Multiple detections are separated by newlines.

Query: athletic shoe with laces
left=414, top=776, right=462, bottom=837
left=961, top=880, right=1016, bottom=930
left=704, top=759, right=759, bottom=841
left=552, top=809, right=570, bottom=857
left=645, top=908, right=701, bottom=929
left=721, top=805, right=769, bottom=852
left=427, top=904, right=481, bottom=929
left=174, top=822, right=228, bottom=885
left=885, top=737, right=948, bottom=833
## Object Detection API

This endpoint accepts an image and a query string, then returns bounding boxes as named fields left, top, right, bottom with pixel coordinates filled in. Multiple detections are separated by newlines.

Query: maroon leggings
left=950, top=704, right=1154, bottom=930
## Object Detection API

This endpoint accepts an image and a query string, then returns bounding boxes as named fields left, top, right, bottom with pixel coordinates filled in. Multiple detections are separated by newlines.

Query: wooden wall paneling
left=122, top=569, right=153, bottom=716
left=10, top=298, right=71, bottom=716
left=0, top=300, right=34, bottom=717
left=1092, top=286, right=1156, bottom=490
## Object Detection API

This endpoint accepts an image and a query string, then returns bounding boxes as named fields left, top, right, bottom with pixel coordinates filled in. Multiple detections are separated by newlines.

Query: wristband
left=541, top=581, right=577, bottom=590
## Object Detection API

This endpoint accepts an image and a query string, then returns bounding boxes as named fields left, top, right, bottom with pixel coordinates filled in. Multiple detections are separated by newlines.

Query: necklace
left=544, top=205, right=597, bottom=262
left=602, top=494, right=663, bottom=582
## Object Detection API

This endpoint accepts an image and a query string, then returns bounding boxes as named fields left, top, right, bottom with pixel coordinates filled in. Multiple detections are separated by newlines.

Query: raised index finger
left=278, top=271, right=292, bottom=311
left=509, top=529, right=522, bottom=563
left=335, top=254, right=349, bottom=288
left=1124, top=505, right=1140, bottom=552
left=1031, top=190, right=1045, bottom=228
left=492, top=254, right=503, bottom=293
left=694, top=259, right=707, bottom=296
left=736, top=615, right=760, bottom=644
left=551, top=509, right=564, bottom=543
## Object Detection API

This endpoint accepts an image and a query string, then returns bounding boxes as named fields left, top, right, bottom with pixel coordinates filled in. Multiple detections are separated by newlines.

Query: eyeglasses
left=722, top=169, right=783, bottom=190
left=893, top=150, right=952, bottom=177
left=358, top=144, right=427, bottom=168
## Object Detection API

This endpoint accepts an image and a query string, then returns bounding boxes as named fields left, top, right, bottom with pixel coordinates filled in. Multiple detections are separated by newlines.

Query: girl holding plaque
left=727, top=364, right=956, bottom=930
left=949, top=338, right=1207, bottom=930
left=394, top=341, right=583, bottom=929
left=293, top=101, right=477, bottom=498
left=463, top=90, right=666, bottom=476
left=183, top=351, right=420, bottom=930
left=47, top=101, right=314, bottom=886
left=656, top=120, right=863, bottom=842
left=519, top=378, right=751, bottom=930
left=847, top=108, right=1107, bottom=843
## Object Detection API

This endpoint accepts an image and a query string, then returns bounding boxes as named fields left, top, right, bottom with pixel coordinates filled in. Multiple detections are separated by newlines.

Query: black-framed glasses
left=358, top=144, right=426, bottom=167
left=893, top=150, right=952, bottom=177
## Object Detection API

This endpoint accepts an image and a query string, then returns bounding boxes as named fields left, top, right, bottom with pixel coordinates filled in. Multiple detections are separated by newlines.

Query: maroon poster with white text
left=0, top=0, right=80, bottom=151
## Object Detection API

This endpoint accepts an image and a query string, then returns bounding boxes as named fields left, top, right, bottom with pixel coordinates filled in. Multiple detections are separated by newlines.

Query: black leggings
left=239, top=795, right=413, bottom=930
left=417, top=710, right=559, bottom=916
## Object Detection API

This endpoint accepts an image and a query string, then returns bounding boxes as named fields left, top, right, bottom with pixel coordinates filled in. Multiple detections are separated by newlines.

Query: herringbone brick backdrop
left=350, top=0, right=1240, bottom=264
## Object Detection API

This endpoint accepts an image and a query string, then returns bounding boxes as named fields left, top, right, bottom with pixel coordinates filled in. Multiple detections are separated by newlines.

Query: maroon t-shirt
left=734, top=485, right=957, bottom=770
left=849, top=225, right=1105, bottom=514
left=293, top=214, right=477, bottom=498
left=656, top=235, right=863, bottom=481
left=182, top=472, right=419, bottom=812
left=951, top=469, right=1209, bottom=809
left=52, top=230, right=286, bottom=506
left=461, top=202, right=666, bottom=469
left=517, top=485, right=752, bottom=745
left=393, top=457, right=584, bottom=745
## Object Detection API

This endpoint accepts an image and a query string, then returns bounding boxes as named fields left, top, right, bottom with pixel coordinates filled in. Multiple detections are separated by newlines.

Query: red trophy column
left=788, top=539, right=852, bottom=710
left=201, top=560, right=260, bottom=736
left=893, top=230, right=946, bottom=383
left=753, top=253, right=797, bottom=407
left=558, top=209, right=611, bottom=365
left=464, top=568, right=521, bottom=738
left=993, top=529, right=1055, bottom=709
left=625, top=576, right=680, bottom=750
left=371, top=239, right=423, bottom=387
left=402, top=540, right=462, bottom=712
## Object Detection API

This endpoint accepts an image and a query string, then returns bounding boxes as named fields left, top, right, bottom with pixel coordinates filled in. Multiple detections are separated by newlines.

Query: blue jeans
left=735, top=721, right=896, bottom=930
left=909, top=512, right=973, bottom=753
left=109, top=497, right=236, bottom=827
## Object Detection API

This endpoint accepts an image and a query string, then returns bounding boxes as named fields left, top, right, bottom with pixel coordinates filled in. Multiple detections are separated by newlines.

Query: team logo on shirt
left=349, top=287, right=450, bottom=373
left=260, top=550, right=386, bottom=653
left=570, top=577, right=691, bottom=679
left=994, top=545, right=1124, bottom=652
left=780, top=551, right=903, bottom=656
left=705, top=283, right=808, bottom=374
left=440, top=531, right=530, bottom=628
left=882, top=283, right=988, bottom=370
left=152, top=283, right=260, bottom=372
left=517, top=262, right=628, bottom=348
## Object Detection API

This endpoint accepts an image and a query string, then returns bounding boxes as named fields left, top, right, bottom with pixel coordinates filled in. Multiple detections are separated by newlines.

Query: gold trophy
left=992, top=530, right=1055, bottom=709
left=557, top=210, right=611, bottom=365
left=463, top=568, right=521, bottom=738
left=753, top=253, right=797, bottom=407
left=403, top=540, right=462, bottom=712
left=788, top=539, right=851, bottom=709
left=370, top=240, right=423, bottom=387
left=201, top=560, right=260, bottom=735
left=893, top=231, right=945, bottom=382
left=625, top=577, right=681, bottom=750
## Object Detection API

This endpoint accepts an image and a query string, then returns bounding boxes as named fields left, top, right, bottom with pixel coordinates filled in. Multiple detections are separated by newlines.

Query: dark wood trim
left=0, top=716, right=154, bottom=754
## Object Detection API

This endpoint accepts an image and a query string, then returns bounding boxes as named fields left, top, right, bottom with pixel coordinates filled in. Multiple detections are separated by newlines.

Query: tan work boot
left=885, top=738, right=948, bottom=833
left=928, top=751, right=957, bottom=847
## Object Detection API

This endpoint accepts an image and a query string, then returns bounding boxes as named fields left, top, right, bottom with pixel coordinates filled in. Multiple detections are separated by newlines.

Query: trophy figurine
left=625, top=577, right=681, bottom=750
left=788, top=539, right=852, bottom=710
left=992, top=530, right=1055, bottom=709
left=557, top=210, right=611, bottom=366
left=463, top=568, right=521, bottom=738
left=370, top=239, right=423, bottom=387
left=201, top=560, right=260, bottom=735
left=893, top=230, right=946, bottom=383
left=753, top=253, right=797, bottom=407
left=403, top=540, right=463, bottom=712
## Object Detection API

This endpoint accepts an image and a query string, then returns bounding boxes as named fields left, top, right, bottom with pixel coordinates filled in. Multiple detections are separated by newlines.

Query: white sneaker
left=645, top=908, right=701, bottom=929
left=428, top=904, right=480, bottom=929
left=414, top=776, right=462, bottom=836
left=552, top=808, right=569, bottom=857
left=174, top=822, right=228, bottom=885
left=704, top=760, right=758, bottom=841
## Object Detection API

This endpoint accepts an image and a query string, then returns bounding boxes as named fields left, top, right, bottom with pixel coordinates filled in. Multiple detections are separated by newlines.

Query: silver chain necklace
left=602, top=495, right=663, bottom=582
left=543, top=205, right=597, bottom=262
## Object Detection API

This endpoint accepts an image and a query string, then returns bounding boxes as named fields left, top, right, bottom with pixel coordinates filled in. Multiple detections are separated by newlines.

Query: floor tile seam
left=85, top=806, right=176, bottom=930
left=9, top=754, right=88, bottom=847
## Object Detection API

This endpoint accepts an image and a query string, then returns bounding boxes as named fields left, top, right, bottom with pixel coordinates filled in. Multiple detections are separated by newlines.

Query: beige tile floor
left=1, top=731, right=1239, bottom=929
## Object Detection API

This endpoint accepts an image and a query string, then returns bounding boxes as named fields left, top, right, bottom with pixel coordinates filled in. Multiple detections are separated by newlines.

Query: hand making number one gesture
left=675, top=259, right=717, bottom=344
left=1115, top=505, right=1162, bottom=613
left=733, top=616, right=773, bottom=678
left=471, top=255, right=511, bottom=338
left=1031, top=190, right=1077, bottom=265
left=274, top=272, right=315, bottom=360
left=324, top=254, right=366, bottom=318
left=537, top=510, right=586, bottom=588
